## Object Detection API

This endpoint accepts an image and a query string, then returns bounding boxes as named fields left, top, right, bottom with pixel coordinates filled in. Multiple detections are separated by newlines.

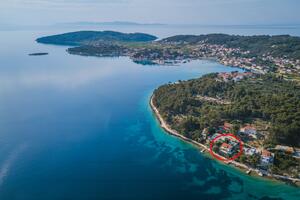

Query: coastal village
left=199, top=72, right=299, bottom=178
left=188, top=42, right=300, bottom=76
left=66, top=33, right=300, bottom=81
left=128, top=41, right=300, bottom=79
left=201, top=121, right=300, bottom=176
left=151, top=93, right=300, bottom=185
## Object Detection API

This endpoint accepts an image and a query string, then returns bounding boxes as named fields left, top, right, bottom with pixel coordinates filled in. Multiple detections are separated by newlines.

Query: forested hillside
left=161, top=34, right=300, bottom=60
left=153, top=74, right=300, bottom=147
left=36, top=31, right=158, bottom=46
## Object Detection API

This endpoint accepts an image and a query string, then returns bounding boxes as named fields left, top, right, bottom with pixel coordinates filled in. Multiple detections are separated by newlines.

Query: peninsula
left=151, top=72, right=300, bottom=185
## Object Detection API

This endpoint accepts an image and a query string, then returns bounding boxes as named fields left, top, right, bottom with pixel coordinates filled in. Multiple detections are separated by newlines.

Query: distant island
left=37, top=31, right=300, bottom=81
left=36, top=31, right=158, bottom=46
left=28, top=52, right=49, bottom=56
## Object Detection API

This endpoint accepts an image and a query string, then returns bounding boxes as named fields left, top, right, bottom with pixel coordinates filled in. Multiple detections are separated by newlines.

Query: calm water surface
left=0, top=29, right=299, bottom=199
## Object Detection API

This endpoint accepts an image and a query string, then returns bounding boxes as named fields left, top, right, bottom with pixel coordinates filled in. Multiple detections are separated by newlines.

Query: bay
left=0, top=28, right=299, bottom=199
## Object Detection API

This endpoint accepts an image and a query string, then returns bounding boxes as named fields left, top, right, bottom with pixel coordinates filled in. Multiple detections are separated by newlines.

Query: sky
left=0, top=0, right=300, bottom=26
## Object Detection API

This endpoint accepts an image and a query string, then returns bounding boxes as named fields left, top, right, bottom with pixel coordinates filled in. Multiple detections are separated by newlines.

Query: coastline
left=150, top=94, right=300, bottom=187
left=150, top=94, right=209, bottom=151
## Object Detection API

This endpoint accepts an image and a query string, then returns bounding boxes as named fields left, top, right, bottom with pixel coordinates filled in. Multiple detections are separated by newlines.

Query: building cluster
left=193, top=43, right=300, bottom=75
left=239, top=125, right=258, bottom=139
left=192, top=42, right=300, bottom=75
left=75, top=40, right=300, bottom=77
left=199, top=122, right=300, bottom=171
left=275, top=145, right=300, bottom=159
left=220, top=142, right=235, bottom=156
left=270, top=57, right=300, bottom=75
left=130, top=41, right=300, bottom=76
left=129, top=47, right=189, bottom=65
left=237, top=124, right=274, bottom=168
left=217, top=72, right=255, bottom=82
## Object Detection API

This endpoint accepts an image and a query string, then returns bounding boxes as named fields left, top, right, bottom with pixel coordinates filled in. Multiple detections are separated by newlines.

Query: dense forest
left=67, top=43, right=127, bottom=56
left=161, top=34, right=300, bottom=60
left=153, top=74, right=300, bottom=147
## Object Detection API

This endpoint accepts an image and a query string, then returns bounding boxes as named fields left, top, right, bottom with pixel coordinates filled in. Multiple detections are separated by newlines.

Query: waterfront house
left=260, top=150, right=274, bottom=166
left=201, top=128, right=208, bottom=139
left=220, top=143, right=234, bottom=155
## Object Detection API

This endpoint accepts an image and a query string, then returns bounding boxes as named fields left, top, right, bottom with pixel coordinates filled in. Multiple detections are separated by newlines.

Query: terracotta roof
left=224, top=122, right=233, bottom=129
left=262, top=150, right=272, bottom=157
left=221, top=143, right=232, bottom=149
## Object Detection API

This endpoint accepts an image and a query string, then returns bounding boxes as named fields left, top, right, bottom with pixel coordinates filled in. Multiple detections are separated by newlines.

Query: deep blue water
left=0, top=29, right=299, bottom=199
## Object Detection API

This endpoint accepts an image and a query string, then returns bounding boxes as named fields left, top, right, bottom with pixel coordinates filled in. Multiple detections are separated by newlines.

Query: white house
left=260, top=150, right=274, bottom=166
left=208, top=133, right=222, bottom=141
left=240, top=125, right=257, bottom=138
left=244, top=147, right=258, bottom=156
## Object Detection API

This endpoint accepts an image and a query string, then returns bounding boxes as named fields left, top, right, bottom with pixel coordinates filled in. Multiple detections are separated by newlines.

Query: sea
left=0, top=25, right=299, bottom=199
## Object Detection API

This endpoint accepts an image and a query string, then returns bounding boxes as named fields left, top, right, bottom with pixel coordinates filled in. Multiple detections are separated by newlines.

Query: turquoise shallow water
left=0, top=29, right=299, bottom=199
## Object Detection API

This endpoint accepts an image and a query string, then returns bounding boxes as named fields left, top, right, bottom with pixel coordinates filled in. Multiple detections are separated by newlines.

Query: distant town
left=67, top=40, right=300, bottom=79
left=37, top=31, right=300, bottom=82
left=129, top=41, right=300, bottom=81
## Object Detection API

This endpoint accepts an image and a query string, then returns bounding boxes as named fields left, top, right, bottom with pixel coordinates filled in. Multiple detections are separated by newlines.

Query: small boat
left=258, top=171, right=264, bottom=176
left=201, top=149, right=205, bottom=153
left=246, top=170, right=251, bottom=174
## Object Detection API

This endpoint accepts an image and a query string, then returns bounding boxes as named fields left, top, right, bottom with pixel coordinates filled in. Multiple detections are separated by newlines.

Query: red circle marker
left=209, top=134, right=243, bottom=162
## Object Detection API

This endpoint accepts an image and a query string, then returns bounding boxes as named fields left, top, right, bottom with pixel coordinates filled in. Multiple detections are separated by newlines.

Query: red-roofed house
left=260, top=150, right=274, bottom=166
left=220, top=143, right=234, bottom=155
